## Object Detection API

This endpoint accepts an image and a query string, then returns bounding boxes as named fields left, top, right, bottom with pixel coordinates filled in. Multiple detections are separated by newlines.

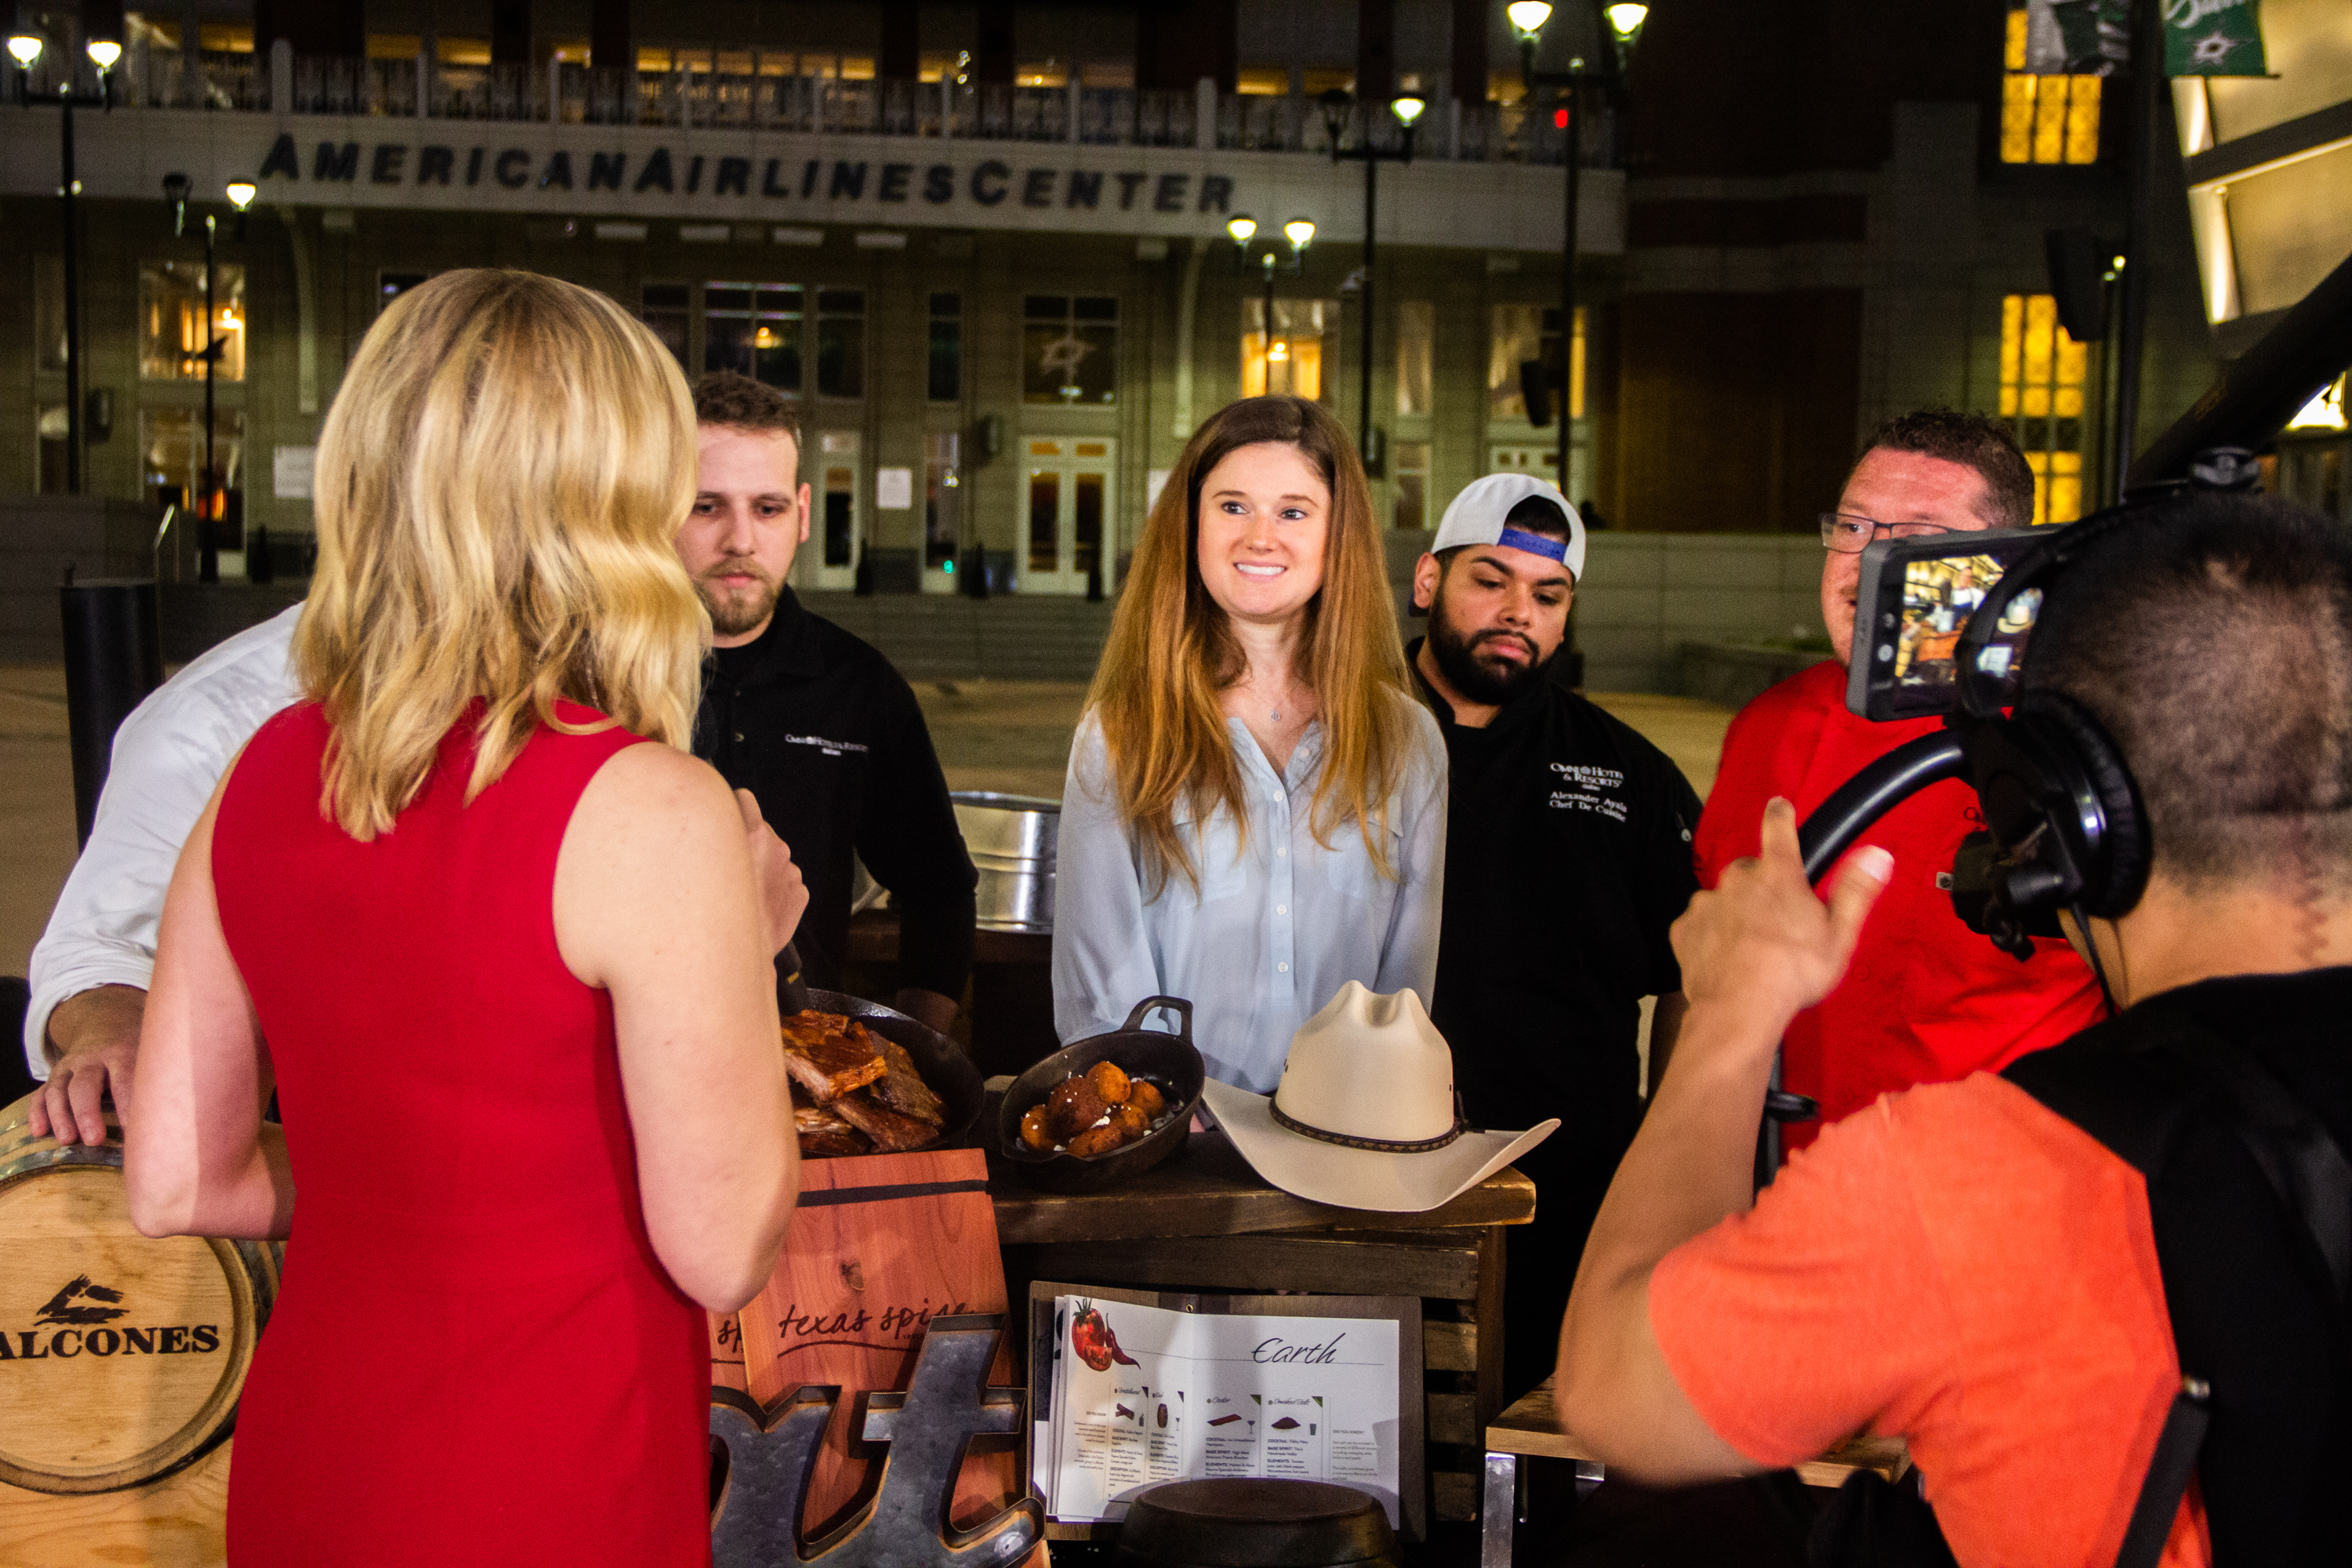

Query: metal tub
left=953, top=791, right=1059, bottom=934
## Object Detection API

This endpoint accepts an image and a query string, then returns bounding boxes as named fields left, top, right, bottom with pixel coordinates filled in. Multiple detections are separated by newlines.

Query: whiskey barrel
left=0, top=1092, right=278, bottom=1495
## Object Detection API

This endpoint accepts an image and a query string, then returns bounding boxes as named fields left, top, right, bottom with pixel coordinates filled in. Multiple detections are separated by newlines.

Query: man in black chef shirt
left=1409, top=474, right=1703, bottom=1396
left=686, top=372, right=977, bottom=1032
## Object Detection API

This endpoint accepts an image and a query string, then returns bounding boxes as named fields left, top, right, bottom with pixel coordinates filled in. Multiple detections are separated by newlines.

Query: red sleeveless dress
left=212, top=701, right=710, bottom=1566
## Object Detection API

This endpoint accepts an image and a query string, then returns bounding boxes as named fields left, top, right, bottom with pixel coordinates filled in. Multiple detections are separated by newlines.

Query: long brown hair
left=295, top=269, right=705, bottom=839
left=1086, top=396, right=1415, bottom=895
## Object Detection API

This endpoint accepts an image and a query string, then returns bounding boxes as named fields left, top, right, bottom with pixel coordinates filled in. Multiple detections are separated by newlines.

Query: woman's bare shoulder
left=562, top=743, right=742, bottom=882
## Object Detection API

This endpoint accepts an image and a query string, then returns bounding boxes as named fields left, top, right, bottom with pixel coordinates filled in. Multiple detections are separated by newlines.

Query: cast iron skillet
left=779, top=942, right=985, bottom=1152
left=994, top=996, right=1205, bottom=1192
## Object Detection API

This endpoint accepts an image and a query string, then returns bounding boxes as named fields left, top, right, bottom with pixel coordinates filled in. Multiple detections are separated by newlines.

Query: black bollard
left=60, top=576, right=165, bottom=848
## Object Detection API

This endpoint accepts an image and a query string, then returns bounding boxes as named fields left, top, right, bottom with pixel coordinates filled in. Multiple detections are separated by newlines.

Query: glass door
left=921, top=430, right=964, bottom=595
left=796, top=430, right=862, bottom=592
left=1020, top=437, right=1116, bottom=595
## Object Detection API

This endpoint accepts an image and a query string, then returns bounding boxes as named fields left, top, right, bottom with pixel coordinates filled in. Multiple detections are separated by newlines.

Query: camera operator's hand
left=1671, top=797, right=1893, bottom=1034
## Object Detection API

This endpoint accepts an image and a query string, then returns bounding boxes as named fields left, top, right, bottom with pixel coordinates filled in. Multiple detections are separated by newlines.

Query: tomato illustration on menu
left=1069, top=1302, right=1140, bottom=1372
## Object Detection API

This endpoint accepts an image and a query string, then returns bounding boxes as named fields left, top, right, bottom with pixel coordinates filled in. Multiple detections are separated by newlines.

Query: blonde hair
left=1087, top=395, right=1415, bottom=895
left=294, top=268, right=706, bottom=839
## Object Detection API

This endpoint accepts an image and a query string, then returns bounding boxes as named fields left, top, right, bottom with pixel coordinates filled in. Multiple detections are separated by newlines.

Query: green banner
left=2165, top=0, right=2269, bottom=77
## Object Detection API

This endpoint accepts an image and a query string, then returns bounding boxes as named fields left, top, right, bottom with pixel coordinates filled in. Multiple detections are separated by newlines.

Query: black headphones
left=1946, top=503, right=2154, bottom=959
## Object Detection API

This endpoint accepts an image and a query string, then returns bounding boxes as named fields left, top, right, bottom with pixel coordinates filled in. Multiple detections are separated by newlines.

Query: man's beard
left=697, top=561, right=781, bottom=638
left=1427, top=599, right=1550, bottom=707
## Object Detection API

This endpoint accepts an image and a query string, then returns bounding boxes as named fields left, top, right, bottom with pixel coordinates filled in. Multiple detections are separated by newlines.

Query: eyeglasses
left=1819, top=513, right=1956, bottom=554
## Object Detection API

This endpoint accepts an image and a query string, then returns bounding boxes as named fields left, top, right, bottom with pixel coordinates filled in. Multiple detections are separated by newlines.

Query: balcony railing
left=45, top=41, right=1617, bottom=168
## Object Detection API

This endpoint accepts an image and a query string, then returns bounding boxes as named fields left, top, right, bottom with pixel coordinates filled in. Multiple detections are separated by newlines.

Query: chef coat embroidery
left=783, top=732, right=871, bottom=757
left=1548, top=761, right=1629, bottom=822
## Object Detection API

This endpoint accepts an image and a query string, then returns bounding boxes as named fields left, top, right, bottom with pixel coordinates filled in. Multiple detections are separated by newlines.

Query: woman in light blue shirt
left=1052, top=396, right=1446, bottom=1091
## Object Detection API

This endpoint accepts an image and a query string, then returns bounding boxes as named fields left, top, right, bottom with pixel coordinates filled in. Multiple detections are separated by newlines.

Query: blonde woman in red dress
left=125, top=269, right=802, bottom=1566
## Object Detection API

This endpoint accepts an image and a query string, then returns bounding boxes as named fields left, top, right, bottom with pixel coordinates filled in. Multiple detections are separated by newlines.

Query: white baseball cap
left=1431, top=474, right=1585, bottom=581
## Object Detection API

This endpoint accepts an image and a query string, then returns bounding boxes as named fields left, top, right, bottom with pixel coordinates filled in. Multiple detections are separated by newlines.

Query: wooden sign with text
left=712, top=1149, right=1041, bottom=1561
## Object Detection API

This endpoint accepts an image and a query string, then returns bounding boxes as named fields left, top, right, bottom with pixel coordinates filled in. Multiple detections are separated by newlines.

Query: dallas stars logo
left=34, top=1275, right=129, bottom=1327
left=2188, top=31, right=2244, bottom=67
left=1036, top=332, right=1095, bottom=387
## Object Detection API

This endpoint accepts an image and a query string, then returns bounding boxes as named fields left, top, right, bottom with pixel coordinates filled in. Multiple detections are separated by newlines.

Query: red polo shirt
left=1692, top=661, right=2103, bottom=1151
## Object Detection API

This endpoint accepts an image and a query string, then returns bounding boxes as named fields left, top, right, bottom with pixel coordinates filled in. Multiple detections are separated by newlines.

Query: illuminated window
left=2001, top=5, right=2100, bottom=165
left=702, top=282, right=804, bottom=391
left=1999, top=292, right=2091, bottom=524
left=1394, top=440, right=1431, bottom=532
left=1396, top=301, right=1433, bottom=418
left=1489, top=305, right=1584, bottom=423
left=1241, top=299, right=1338, bottom=402
left=140, top=405, right=246, bottom=535
left=1025, top=296, right=1120, bottom=405
left=139, top=261, right=245, bottom=383
left=37, top=403, right=68, bottom=495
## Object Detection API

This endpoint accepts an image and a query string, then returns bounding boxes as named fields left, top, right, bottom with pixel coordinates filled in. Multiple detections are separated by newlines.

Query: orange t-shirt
left=1651, top=1073, right=2209, bottom=1568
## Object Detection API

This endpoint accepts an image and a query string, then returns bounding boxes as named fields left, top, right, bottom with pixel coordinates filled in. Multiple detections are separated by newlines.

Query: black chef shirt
left=696, top=588, right=977, bottom=1006
left=1410, top=640, right=1703, bottom=1144
left=1414, top=637, right=1703, bottom=1397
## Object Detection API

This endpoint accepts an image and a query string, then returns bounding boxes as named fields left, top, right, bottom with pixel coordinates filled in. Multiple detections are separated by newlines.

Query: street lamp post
left=1509, top=1, right=1648, bottom=497
left=1321, top=89, right=1426, bottom=467
left=11, top=29, right=122, bottom=495
left=165, top=175, right=259, bottom=584
left=1225, top=213, right=1317, bottom=394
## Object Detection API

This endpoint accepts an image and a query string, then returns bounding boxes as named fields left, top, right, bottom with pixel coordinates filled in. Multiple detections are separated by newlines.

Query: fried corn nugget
left=1127, top=1080, right=1167, bottom=1120
left=1109, top=1102, right=1150, bottom=1139
left=1068, top=1123, right=1127, bottom=1157
left=1020, top=1105, right=1055, bottom=1151
left=1086, top=1059, right=1131, bottom=1104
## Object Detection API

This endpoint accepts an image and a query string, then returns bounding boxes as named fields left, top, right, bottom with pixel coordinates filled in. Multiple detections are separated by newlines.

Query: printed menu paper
left=1039, top=1294, right=1404, bottom=1526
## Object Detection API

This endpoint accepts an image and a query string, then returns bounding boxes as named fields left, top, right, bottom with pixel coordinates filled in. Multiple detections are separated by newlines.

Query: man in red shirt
left=1690, top=411, right=2100, bottom=1149
left=1556, top=493, right=2352, bottom=1563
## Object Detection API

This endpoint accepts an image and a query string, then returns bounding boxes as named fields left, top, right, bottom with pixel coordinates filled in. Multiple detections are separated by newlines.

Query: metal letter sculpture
left=710, top=1312, right=1042, bottom=1567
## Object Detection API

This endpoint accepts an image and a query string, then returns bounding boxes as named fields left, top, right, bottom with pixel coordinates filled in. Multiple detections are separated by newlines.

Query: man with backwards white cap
left=1407, top=474, right=1704, bottom=1397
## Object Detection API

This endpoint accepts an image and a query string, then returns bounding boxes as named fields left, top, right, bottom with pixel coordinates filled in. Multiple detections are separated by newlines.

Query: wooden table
left=985, top=1122, right=1537, bottom=1530
left=1479, top=1378, right=1911, bottom=1567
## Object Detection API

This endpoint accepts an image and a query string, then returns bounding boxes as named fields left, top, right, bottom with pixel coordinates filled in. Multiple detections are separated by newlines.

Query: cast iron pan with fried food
left=995, top=995, right=1204, bottom=1192
left=777, top=942, right=983, bottom=1156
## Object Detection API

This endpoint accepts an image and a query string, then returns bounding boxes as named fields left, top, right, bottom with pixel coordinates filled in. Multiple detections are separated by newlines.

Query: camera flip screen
left=1846, top=528, right=2049, bottom=721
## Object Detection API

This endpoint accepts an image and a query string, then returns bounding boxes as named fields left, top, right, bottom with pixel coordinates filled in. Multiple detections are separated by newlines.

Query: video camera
left=1844, top=529, right=2049, bottom=724
left=1802, top=514, right=2156, bottom=966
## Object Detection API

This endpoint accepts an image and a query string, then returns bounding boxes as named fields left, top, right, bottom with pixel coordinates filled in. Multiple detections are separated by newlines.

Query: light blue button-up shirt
left=1051, top=703, right=1448, bottom=1092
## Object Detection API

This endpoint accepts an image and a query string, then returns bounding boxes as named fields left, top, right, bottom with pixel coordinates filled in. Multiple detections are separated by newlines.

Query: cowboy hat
left=1200, top=982, right=1559, bottom=1214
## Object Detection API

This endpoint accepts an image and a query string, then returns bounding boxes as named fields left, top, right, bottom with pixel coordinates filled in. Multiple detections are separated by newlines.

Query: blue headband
left=1494, top=526, right=1570, bottom=562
